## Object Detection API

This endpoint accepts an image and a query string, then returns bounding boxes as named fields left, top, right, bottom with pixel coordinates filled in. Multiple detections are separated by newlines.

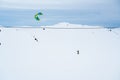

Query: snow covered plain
left=0, top=23, right=120, bottom=80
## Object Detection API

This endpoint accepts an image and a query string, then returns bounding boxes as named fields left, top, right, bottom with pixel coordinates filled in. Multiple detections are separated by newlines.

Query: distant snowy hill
left=0, top=23, right=120, bottom=80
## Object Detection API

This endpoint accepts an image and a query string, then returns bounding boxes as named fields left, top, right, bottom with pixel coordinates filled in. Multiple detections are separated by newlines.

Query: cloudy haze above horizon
left=0, top=0, right=120, bottom=27
left=0, top=0, right=120, bottom=10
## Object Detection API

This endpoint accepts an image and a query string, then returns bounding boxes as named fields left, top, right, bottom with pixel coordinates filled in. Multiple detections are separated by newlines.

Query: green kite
left=34, top=12, right=43, bottom=21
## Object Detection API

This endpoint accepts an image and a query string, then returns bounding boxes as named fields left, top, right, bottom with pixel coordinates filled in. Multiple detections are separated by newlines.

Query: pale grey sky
left=0, top=0, right=120, bottom=27
left=0, top=0, right=119, bottom=9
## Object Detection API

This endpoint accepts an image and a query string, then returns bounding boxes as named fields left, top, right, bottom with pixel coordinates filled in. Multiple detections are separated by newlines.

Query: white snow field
left=0, top=23, right=120, bottom=80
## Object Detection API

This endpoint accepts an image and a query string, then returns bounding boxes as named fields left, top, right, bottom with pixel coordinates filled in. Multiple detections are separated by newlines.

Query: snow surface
left=0, top=23, right=120, bottom=80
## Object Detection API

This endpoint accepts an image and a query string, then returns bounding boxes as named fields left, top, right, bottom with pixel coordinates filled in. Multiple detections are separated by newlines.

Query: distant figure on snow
left=109, top=29, right=112, bottom=32
left=33, top=35, right=38, bottom=42
left=34, top=38, right=38, bottom=42
left=77, top=50, right=79, bottom=55
left=43, top=28, right=45, bottom=30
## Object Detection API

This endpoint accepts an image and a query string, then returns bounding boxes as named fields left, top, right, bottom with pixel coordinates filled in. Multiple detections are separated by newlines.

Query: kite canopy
left=34, top=12, right=43, bottom=21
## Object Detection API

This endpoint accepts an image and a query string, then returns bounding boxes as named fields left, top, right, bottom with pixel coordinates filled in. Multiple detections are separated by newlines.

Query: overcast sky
left=0, top=0, right=120, bottom=27
left=0, top=0, right=120, bottom=9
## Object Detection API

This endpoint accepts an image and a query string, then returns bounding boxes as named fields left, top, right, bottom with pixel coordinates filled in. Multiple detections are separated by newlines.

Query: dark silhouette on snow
left=34, top=38, right=38, bottom=42
left=77, top=50, right=79, bottom=55
left=33, top=36, right=38, bottom=42
left=43, top=28, right=45, bottom=30
left=109, top=29, right=112, bottom=32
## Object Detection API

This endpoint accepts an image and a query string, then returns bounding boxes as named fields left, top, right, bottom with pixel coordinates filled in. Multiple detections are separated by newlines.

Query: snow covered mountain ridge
left=0, top=22, right=119, bottom=29
left=0, top=22, right=107, bottom=28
